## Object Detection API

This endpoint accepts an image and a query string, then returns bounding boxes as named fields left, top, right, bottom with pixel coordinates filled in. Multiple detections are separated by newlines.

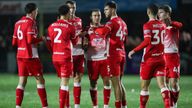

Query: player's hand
left=79, top=31, right=87, bottom=37
left=83, top=37, right=88, bottom=46
left=41, top=36, right=46, bottom=41
left=128, top=50, right=135, bottom=59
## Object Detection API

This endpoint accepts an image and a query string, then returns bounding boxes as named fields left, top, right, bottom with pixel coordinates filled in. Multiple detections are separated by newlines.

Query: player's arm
left=95, top=21, right=112, bottom=36
left=27, top=22, right=43, bottom=44
left=133, top=37, right=151, bottom=52
left=128, top=37, right=151, bottom=59
left=12, top=26, right=17, bottom=46
left=124, top=24, right=129, bottom=45
left=128, top=24, right=151, bottom=59
left=81, top=26, right=89, bottom=50
left=171, top=21, right=183, bottom=29
left=70, top=25, right=79, bottom=45
left=12, top=36, right=17, bottom=46
left=45, top=27, right=53, bottom=53
left=95, top=26, right=110, bottom=36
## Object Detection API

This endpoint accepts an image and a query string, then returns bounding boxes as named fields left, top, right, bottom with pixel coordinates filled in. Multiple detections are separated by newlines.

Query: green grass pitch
left=0, top=74, right=191, bottom=108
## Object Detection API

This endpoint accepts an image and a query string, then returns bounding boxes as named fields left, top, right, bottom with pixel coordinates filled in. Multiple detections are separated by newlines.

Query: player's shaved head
left=25, top=3, right=37, bottom=14
left=105, top=1, right=117, bottom=9
left=147, top=4, right=158, bottom=16
left=159, top=5, right=172, bottom=15
left=58, top=5, right=70, bottom=16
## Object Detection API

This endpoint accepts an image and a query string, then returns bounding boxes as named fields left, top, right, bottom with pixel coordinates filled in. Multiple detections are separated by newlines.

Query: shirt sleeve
left=27, top=21, right=42, bottom=44
left=171, top=21, right=183, bottom=29
left=95, top=26, right=110, bottom=36
left=143, top=24, right=152, bottom=38
left=133, top=37, right=151, bottom=52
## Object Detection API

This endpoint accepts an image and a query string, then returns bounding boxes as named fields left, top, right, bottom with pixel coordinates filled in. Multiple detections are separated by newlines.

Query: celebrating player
left=128, top=4, right=171, bottom=108
left=158, top=5, right=182, bottom=108
left=95, top=1, right=128, bottom=108
left=12, top=3, right=48, bottom=108
left=46, top=5, right=78, bottom=108
left=83, top=9, right=111, bottom=108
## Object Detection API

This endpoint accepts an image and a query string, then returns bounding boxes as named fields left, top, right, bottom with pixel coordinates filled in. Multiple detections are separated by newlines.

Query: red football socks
left=16, top=88, right=24, bottom=106
left=90, top=89, right=98, bottom=106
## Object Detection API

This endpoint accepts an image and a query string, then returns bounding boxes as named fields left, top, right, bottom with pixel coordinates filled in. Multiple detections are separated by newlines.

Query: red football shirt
left=68, top=17, right=84, bottom=56
left=141, top=19, right=166, bottom=62
left=85, top=24, right=108, bottom=61
left=12, top=16, right=41, bottom=58
left=47, top=19, right=78, bottom=61
left=105, top=16, right=128, bottom=57
left=164, top=21, right=182, bottom=54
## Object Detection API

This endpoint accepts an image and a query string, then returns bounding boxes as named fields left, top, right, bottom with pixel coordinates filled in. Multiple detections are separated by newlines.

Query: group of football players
left=12, top=1, right=182, bottom=108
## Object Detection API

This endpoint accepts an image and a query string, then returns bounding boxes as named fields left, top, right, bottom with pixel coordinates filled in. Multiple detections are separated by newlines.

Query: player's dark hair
left=147, top=4, right=158, bottom=16
left=159, top=5, right=172, bottom=15
left=25, top=3, right=37, bottom=14
left=58, top=5, right=70, bottom=16
left=105, top=1, right=117, bottom=9
left=65, top=0, right=76, bottom=5
left=90, top=9, right=100, bottom=15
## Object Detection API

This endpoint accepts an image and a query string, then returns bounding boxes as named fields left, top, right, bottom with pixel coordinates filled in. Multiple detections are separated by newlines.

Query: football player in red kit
left=95, top=1, right=128, bottom=108
left=158, top=5, right=183, bottom=108
left=83, top=9, right=111, bottom=108
left=65, top=1, right=84, bottom=107
left=46, top=5, right=78, bottom=108
left=128, top=4, right=171, bottom=108
left=12, top=3, right=48, bottom=108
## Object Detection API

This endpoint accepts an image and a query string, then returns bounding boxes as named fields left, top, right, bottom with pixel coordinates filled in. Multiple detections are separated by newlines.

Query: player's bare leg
left=73, top=73, right=83, bottom=108
left=157, top=76, right=171, bottom=108
left=120, top=76, right=127, bottom=108
left=89, top=80, right=98, bottom=108
left=121, top=81, right=127, bottom=108
left=111, top=76, right=122, bottom=108
left=16, top=76, right=28, bottom=108
left=60, top=77, right=70, bottom=108
left=102, top=76, right=111, bottom=108
left=35, top=75, right=48, bottom=108
left=140, top=79, right=151, bottom=108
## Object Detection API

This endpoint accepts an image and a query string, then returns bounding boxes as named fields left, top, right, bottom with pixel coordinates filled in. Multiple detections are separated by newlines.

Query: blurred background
left=0, top=0, right=191, bottom=75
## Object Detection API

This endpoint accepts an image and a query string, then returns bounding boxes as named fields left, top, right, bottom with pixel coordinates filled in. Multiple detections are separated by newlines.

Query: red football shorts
left=53, top=61, right=73, bottom=78
left=17, top=58, right=43, bottom=76
left=87, top=59, right=110, bottom=81
left=72, top=55, right=84, bottom=76
left=140, top=57, right=165, bottom=80
left=164, top=53, right=180, bottom=78
left=108, top=56, right=125, bottom=77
